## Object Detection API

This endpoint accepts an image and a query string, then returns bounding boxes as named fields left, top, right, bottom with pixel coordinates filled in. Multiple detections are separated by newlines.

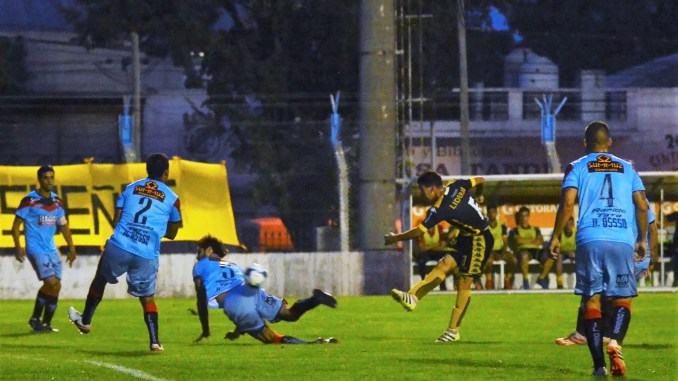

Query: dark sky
left=0, top=0, right=74, bottom=32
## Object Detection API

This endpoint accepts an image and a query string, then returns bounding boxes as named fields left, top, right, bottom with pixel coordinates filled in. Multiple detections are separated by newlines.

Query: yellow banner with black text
left=0, top=158, right=240, bottom=248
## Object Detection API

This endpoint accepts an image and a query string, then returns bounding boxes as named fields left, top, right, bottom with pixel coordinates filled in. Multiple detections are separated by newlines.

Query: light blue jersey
left=192, top=257, right=245, bottom=308
left=563, top=153, right=645, bottom=248
left=108, top=178, right=181, bottom=259
left=15, top=190, right=67, bottom=255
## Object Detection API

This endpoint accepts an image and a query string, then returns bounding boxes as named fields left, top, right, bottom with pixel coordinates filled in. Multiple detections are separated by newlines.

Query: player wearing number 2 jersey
left=548, top=121, right=648, bottom=377
left=385, top=171, right=492, bottom=343
left=68, top=153, right=182, bottom=351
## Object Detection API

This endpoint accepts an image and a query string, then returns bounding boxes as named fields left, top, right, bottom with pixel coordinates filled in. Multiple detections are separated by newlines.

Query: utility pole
left=358, top=0, right=396, bottom=250
left=457, top=0, right=470, bottom=175
left=131, top=32, right=142, bottom=161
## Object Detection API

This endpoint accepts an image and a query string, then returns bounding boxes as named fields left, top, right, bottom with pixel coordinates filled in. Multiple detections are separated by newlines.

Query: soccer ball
left=245, top=263, right=268, bottom=287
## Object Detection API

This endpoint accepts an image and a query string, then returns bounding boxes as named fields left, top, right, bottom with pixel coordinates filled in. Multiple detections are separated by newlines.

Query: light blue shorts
left=27, top=251, right=62, bottom=281
left=575, top=241, right=637, bottom=299
left=222, top=283, right=284, bottom=334
left=98, top=241, right=159, bottom=297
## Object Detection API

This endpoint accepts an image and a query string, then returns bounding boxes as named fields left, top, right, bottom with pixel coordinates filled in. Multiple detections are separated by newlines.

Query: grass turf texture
left=0, top=293, right=675, bottom=380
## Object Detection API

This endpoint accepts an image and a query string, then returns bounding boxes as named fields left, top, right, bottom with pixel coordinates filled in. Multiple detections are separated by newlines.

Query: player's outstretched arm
left=385, top=226, right=425, bottom=245
left=193, top=278, right=210, bottom=342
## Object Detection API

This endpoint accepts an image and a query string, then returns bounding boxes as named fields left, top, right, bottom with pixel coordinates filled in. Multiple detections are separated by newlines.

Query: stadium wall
left=0, top=250, right=409, bottom=299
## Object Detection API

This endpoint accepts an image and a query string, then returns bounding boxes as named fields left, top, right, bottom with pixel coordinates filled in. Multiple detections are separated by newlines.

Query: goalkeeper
left=192, top=234, right=338, bottom=344
left=385, top=171, right=492, bottom=343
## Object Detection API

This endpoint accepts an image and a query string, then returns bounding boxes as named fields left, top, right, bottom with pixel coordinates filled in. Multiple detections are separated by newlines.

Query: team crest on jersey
left=587, top=155, right=624, bottom=173
left=133, top=181, right=166, bottom=201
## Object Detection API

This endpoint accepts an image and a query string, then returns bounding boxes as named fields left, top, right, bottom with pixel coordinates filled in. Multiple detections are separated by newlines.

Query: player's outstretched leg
left=282, top=289, right=337, bottom=322
left=312, top=289, right=337, bottom=308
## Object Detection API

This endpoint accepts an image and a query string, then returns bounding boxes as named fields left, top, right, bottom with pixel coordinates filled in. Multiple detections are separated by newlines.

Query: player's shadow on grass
left=0, top=341, right=63, bottom=350
left=625, top=343, right=674, bottom=350
left=415, top=357, right=581, bottom=376
left=1, top=332, right=49, bottom=338
left=77, top=349, right=165, bottom=357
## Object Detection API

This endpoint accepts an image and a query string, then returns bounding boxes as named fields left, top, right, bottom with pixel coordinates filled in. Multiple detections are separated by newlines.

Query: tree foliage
left=60, top=0, right=362, bottom=248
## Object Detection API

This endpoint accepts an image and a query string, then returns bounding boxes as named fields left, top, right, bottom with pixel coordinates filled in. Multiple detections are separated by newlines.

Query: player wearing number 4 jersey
left=68, top=153, right=182, bottom=351
left=385, top=171, right=492, bottom=343
left=549, top=121, right=648, bottom=377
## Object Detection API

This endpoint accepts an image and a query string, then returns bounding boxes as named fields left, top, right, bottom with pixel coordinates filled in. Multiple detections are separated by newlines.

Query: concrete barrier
left=0, top=250, right=405, bottom=300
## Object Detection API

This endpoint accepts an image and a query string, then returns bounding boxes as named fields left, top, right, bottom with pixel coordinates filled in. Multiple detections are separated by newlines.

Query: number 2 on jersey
left=599, top=173, right=614, bottom=207
left=134, top=197, right=153, bottom=224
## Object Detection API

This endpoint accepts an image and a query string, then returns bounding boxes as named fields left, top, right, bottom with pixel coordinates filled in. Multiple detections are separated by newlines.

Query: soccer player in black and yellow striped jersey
left=384, top=171, right=493, bottom=343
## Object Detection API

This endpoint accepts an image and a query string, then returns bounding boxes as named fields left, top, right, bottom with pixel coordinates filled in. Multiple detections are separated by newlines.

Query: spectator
left=555, top=217, right=576, bottom=289
left=483, top=205, right=516, bottom=290
left=509, top=206, right=553, bottom=289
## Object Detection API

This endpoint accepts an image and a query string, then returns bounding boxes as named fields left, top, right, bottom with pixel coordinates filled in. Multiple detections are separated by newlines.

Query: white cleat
left=390, top=289, right=418, bottom=312
left=435, top=328, right=460, bottom=343
left=68, top=307, right=91, bottom=334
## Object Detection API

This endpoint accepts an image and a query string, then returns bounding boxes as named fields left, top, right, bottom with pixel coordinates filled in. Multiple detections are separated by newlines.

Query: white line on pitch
left=85, top=360, right=168, bottom=381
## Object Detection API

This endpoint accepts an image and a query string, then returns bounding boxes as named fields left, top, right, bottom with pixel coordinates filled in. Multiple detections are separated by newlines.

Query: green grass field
left=0, top=292, right=676, bottom=380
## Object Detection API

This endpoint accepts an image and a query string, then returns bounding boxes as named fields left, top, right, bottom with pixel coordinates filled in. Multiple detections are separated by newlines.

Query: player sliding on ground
left=385, top=171, right=492, bottom=343
left=192, top=234, right=338, bottom=345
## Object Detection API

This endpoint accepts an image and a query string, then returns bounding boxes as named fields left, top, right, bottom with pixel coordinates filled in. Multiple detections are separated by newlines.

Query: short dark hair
left=37, top=165, right=55, bottom=179
left=518, top=206, right=530, bottom=215
left=146, top=153, right=169, bottom=179
left=197, top=234, right=228, bottom=258
left=417, top=171, right=443, bottom=188
left=584, top=121, right=610, bottom=147
left=486, top=204, right=498, bottom=211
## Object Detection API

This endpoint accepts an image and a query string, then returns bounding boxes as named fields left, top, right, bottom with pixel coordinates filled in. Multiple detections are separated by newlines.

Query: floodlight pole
left=535, top=94, right=567, bottom=173
left=457, top=0, right=471, bottom=175
left=330, top=92, right=350, bottom=253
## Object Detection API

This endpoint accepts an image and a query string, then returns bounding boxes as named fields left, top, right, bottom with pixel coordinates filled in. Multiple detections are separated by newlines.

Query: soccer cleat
left=592, top=367, right=608, bottom=377
left=536, top=278, right=549, bottom=289
left=312, top=289, right=338, bottom=308
left=28, top=317, right=42, bottom=332
left=522, top=280, right=530, bottom=290
left=607, top=345, right=626, bottom=376
left=485, top=278, right=493, bottom=290
left=39, top=324, right=59, bottom=333
left=150, top=343, right=164, bottom=352
left=435, top=328, right=460, bottom=343
left=68, top=307, right=91, bottom=334
left=390, top=289, right=418, bottom=312
left=555, top=332, right=587, bottom=346
left=311, top=337, right=339, bottom=344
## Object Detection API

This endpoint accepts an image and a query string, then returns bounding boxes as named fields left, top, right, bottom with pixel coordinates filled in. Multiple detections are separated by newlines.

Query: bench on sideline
left=411, top=256, right=674, bottom=290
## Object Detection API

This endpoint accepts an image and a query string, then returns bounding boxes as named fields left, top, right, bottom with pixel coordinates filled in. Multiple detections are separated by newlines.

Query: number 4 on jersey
left=599, top=173, right=614, bottom=207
